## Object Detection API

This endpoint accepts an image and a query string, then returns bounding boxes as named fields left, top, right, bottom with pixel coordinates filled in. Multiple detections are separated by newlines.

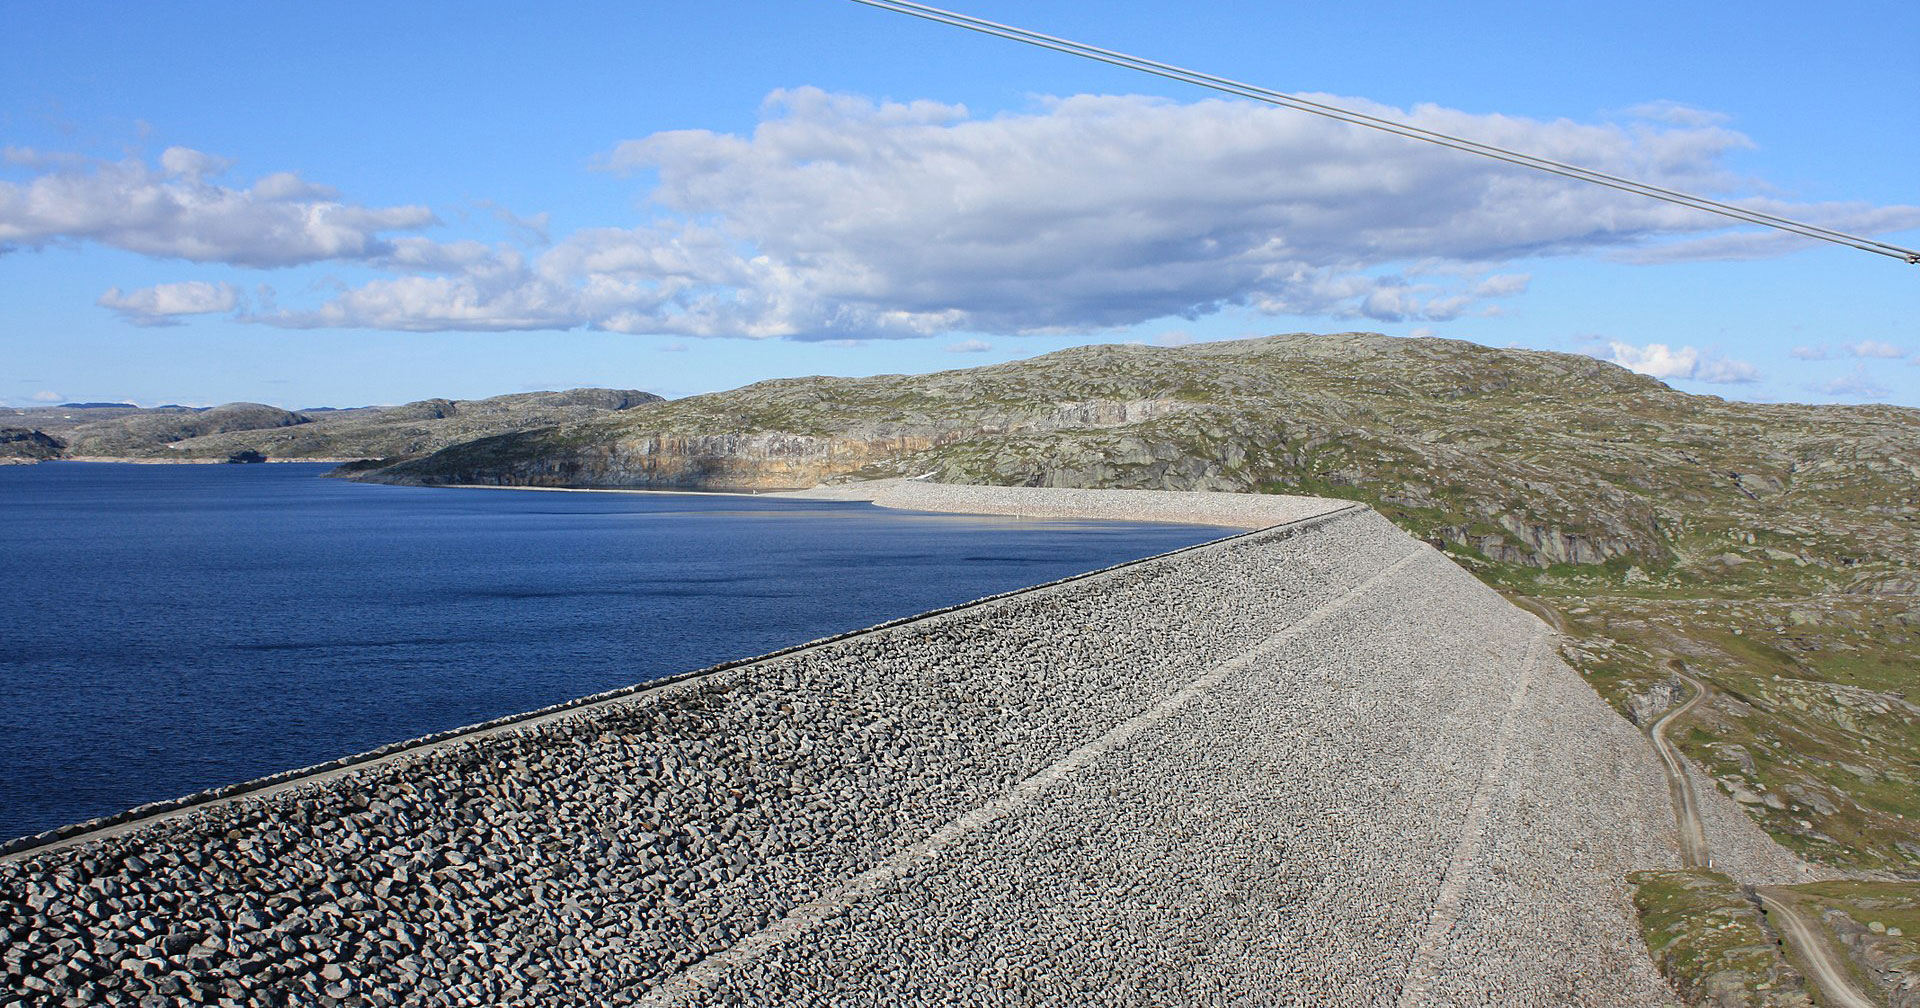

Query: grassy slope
left=1630, top=869, right=1813, bottom=1007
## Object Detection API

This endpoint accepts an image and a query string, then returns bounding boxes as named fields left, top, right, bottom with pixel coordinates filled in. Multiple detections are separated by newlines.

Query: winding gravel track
left=1649, top=670, right=1711, bottom=870
left=1755, top=889, right=1878, bottom=1008
left=1642, top=668, right=1873, bottom=1007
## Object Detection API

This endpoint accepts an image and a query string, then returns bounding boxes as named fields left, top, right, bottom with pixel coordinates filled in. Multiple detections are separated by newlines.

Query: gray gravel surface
left=653, top=548, right=1683, bottom=1008
left=781, top=479, right=1348, bottom=529
left=0, top=502, right=1743, bottom=1006
left=1683, top=754, right=1828, bottom=886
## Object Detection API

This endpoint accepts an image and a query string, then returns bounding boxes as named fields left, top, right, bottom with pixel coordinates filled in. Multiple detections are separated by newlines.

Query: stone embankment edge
left=0, top=500, right=1360, bottom=861
left=776, top=479, right=1337, bottom=530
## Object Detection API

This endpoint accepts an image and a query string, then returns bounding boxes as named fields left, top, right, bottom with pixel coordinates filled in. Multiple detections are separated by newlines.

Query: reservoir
left=0, top=462, right=1223, bottom=842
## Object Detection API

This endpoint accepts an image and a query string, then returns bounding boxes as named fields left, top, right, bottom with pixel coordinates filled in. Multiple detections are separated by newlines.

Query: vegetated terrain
left=364, top=332, right=1920, bottom=885
left=1630, top=869, right=1813, bottom=1007
left=0, top=389, right=660, bottom=463
left=1769, top=880, right=1920, bottom=1004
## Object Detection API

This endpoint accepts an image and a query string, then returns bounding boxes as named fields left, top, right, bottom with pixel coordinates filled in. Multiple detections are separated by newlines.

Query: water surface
left=0, top=463, right=1223, bottom=841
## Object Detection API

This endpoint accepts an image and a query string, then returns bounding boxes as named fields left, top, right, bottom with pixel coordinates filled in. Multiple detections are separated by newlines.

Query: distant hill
left=0, top=428, right=64, bottom=465
left=1, top=388, right=663, bottom=464
left=357, top=332, right=1920, bottom=874
left=63, top=402, right=311, bottom=457
left=165, top=388, right=662, bottom=462
left=368, top=332, right=1916, bottom=588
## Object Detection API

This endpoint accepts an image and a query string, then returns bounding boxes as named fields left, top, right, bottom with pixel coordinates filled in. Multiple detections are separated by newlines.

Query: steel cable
left=846, top=0, right=1920, bottom=264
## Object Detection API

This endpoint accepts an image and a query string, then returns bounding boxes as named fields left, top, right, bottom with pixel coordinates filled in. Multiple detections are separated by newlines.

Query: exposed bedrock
left=437, top=431, right=962, bottom=491
left=0, top=505, right=1797, bottom=1006
left=370, top=398, right=1198, bottom=491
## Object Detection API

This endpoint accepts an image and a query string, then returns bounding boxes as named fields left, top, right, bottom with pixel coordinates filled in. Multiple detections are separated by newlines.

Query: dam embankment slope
left=0, top=487, right=1798, bottom=1005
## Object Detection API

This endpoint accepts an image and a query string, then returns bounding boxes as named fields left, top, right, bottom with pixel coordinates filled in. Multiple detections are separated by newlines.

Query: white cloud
left=1847, top=339, right=1907, bottom=359
left=96, top=281, right=239, bottom=326
left=158, top=146, right=232, bottom=179
left=1606, top=341, right=1759, bottom=384
left=1153, top=330, right=1195, bottom=346
left=1608, top=342, right=1697, bottom=379
left=1693, top=356, right=1763, bottom=383
left=1471, top=273, right=1531, bottom=298
left=943, top=338, right=992, bottom=352
left=1618, top=101, right=1731, bottom=128
left=261, top=89, right=1918, bottom=338
left=0, top=148, right=435, bottom=266
left=37, top=89, right=1920, bottom=341
left=1813, top=366, right=1891, bottom=399
left=1788, top=345, right=1832, bottom=361
left=30, top=389, right=61, bottom=402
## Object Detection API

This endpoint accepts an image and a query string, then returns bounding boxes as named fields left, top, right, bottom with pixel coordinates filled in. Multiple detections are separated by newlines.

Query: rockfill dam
left=0, top=486, right=1812, bottom=1006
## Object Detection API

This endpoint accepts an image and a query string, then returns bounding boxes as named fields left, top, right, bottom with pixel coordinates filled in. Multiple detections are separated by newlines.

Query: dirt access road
left=1649, top=666, right=1712, bottom=870
left=1526, top=600, right=1881, bottom=1008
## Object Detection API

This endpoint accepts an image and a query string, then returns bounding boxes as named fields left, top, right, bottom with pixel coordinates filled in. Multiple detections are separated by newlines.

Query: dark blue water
left=0, top=463, right=1222, bottom=842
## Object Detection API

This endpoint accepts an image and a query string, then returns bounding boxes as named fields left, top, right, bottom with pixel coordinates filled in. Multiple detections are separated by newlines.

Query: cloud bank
left=0, top=146, right=434, bottom=267
left=8, top=90, right=1918, bottom=339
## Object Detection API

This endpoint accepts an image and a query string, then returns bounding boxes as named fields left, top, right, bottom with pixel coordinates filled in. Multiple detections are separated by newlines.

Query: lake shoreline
left=434, top=478, right=1333, bottom=530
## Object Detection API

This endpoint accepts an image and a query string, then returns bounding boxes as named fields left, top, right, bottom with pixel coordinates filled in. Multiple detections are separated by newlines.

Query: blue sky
left=5, top=0, right=1916, bottom=408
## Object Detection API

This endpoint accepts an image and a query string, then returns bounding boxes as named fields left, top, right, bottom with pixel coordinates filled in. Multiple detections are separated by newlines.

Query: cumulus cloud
left=1789, top=345, right=1832, bottom=360
left=0, top=147, right=435, bottom=266
left=943, top=338, right=992, bottom=352
left=253, top=88, right=1920, bottom=339
left=1847, top=339, right=1907, bottom=359
left=38, top=88, right=1920, bottom=341
left=1606, top=341, right=1759, bottom=384
left=1692, top=356, right=1764, bottom=383
left=1813, top=366, right=1891, bottom=399
left=30, top=389, right=61, bottom=402
left=96, top=281, right=240, bottom=326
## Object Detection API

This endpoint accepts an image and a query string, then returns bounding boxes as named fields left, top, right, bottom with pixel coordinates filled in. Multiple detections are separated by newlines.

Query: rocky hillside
left=362, top=333, right=1920, bottom=876
left=3, top=389, right=661, bottom=462
left=59, top=402, right=311, bottom=457
left=0, top=428, right=65, bottom=465
left=369, top=333, right=1916, bottom=589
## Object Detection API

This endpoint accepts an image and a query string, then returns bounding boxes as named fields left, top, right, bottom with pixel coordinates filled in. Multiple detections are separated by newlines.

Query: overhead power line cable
left=846, top=0, right=1920, bottom=265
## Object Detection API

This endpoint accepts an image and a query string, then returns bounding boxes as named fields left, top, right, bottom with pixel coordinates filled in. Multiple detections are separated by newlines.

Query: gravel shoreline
left=779, top=478, right=1348, bottom=529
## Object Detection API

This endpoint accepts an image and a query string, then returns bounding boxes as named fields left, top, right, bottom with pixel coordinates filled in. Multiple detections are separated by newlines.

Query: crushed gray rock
left=0, top=503, right=1729, bottom=1006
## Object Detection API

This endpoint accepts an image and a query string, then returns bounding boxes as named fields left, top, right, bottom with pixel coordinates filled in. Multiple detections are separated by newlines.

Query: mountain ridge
left=1, top=388, right=662, bottom=464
